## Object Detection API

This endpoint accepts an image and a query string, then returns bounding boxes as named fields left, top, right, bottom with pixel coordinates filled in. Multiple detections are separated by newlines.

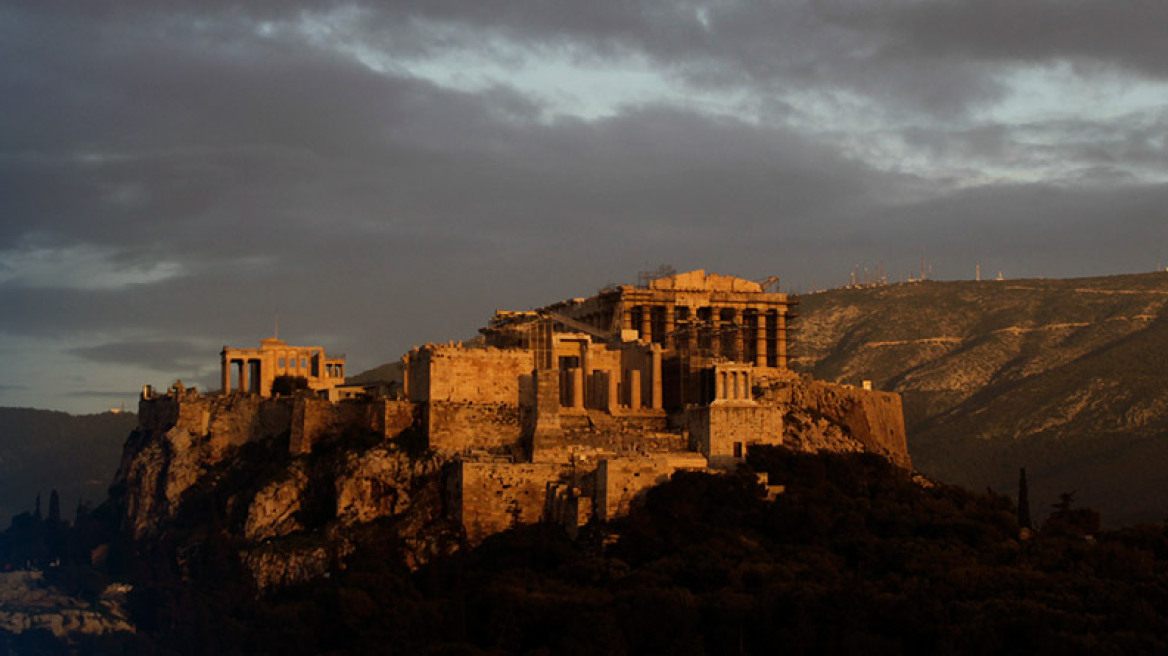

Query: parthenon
left=478, top=269, right=797, bottom=412
left=538, top=269, right=793, bottom=369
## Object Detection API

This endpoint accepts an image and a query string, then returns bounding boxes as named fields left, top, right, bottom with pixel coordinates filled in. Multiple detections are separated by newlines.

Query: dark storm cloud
left=1, top=0, right=901, bottom=265
left=2, top=1, right=1167, bottom=411
left=865, top=0, right=1168, bottom=77
left=246, top=0, right=1167, bottom=116
left=865, top=182, right=1168, bottom=278
left=67, top=389, right=139, bottom=399
left=13, top=0, right=1164, bottom=104
left=898, top=107, right=1168, bottom=180
left=0, top=85, right=907, bottom=362
left=68, top=340, right=207, bottom=372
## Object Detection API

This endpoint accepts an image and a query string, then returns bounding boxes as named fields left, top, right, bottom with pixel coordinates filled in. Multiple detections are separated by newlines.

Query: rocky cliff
left=791, top=272, right=1168, bottom=525
left=110, top=393, right=452, bottom=591
left=0, top=572, right=133, bottom=643
left=108, top=370, right=909, bottom=593
left=763, top=375, right=910, bottom=469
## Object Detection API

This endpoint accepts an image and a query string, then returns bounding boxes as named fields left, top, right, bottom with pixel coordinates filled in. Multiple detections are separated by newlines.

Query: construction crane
left=758, top=275, right=780, bottom=293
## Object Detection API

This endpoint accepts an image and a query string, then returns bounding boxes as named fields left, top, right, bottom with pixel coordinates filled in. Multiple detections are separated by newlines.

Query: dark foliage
left=270, top=375, right=309, bottom=396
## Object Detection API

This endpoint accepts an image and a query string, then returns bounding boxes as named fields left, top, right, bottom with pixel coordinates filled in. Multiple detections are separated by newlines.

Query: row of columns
left=221, top=357, right=260, bottom=394
left=620, top=304, right=787, bottom=367
left=558, top=351, right=663, bottom=412
left=714, top=368, right=752, bottom=402
left=220, top=354, right=342, bottom=394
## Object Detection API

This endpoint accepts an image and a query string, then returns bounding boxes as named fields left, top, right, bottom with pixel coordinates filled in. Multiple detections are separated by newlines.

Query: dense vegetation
left=8, top=447, right=1168, bottom=654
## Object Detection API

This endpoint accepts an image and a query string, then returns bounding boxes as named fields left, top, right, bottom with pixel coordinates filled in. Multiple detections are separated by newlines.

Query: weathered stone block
left=595, top=453, right=707, bottom=522
left=448, top=461, right=565, bottom=543
left=688, top=403, right=783, bottom=469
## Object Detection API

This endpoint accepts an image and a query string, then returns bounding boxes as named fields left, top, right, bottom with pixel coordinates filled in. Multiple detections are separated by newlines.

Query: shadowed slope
left=792, top=272, right=1168, bottom=525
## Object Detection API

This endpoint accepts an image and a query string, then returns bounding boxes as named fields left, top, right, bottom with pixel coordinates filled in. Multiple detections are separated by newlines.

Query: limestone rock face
left=113, top=392, right=455, bottom=594
left=0, top=572, right=134, bottom=640
left=244, top=463, right=309, bottom=541
left=782, top=408, right=864, bottom=456
left=116, top=394, right=289, bottom=539
left=243, top=538, right=353, bottom=591
left=765, top=377, right=911, bottom=469
left=334, top=447, right=436, bottom=524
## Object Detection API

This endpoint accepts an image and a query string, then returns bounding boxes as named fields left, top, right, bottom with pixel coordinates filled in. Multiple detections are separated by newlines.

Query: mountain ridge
left=791, top=271, right=1168, bottom=525
left=0, top=408, right=137, bottom=525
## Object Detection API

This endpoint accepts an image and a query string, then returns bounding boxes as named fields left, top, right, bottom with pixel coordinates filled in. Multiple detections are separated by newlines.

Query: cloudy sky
left=2, top=0, right=1167, bottom=413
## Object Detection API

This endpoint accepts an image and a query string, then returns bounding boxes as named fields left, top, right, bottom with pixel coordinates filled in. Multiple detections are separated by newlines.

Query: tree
left=1042, top=491, right=1101, bottom=538
left=271, top=375, right=309, bottom=396
left=1018, top=468, right=1032, bottom=531
left=48, top=489, right=61, bottom=525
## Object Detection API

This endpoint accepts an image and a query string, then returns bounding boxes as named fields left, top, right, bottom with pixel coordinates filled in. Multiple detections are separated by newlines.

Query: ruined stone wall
left=290, top=398, right=417, bottom=454
left=532, top=424, right=685, bottom=464
left=448, top=461, right=565, bottom=543
left=595, top=453, right=707, bottom=522
left=377, top=399, right=417, bottom=438
left=408, top=346, right=532, bottom=405
left=137, top=393, right=295, bottom=450
left=405, top=352, right=429, bottom=403
left=767, top=379, right=911, bottom=469
left=290, top=398, right=339, bottom=455
left=427, top=402, right=524, bottom=455
left=688, top=403, right=783, bottom=469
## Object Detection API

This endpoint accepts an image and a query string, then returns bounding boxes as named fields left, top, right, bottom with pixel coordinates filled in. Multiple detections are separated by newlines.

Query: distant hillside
left=791, top=272, right=1168, bottom=526
left=0, top=408, right=136, bottom=525
left=345, top=361, right=402, bottom=386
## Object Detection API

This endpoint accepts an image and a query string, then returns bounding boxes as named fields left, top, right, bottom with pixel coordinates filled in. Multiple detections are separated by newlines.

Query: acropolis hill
left=118, top=270, right=908, bottom=582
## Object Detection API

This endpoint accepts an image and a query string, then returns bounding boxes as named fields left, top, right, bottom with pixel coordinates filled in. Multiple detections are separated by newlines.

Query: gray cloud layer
left=1, top=0, right=1166, bottom=410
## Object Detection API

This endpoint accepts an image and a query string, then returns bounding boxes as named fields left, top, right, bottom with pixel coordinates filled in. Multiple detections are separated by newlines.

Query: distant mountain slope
left=791, top=272, right=1168, bottom=526
left=0, top=408, right=136, bottom=524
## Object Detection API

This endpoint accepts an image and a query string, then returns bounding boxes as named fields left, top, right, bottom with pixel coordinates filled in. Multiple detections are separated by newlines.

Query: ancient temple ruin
left=220, top=338, right=346, bottom=398
left=537, top=269, right=793, bottom=369
left=141, top=270, right=907, bottom=544
left=397, top=270, right=801, bottom=538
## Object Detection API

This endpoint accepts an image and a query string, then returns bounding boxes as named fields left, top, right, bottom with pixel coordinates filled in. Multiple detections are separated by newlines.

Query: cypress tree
left=1018, top=467, right=1032, bottom=531
left=48, top=489, right=61, bottom=525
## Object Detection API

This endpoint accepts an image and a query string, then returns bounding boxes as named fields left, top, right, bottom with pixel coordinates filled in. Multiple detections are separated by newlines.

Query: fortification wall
left=409, top=346, right=532, bottom=405
left=532, top=423, right=684, bottom=464
left=768, top=379, right=911, bottom=469
left=448, top=461, right=565, bottom=543
left=139, top=393, right=295, bottom=447
left=595, top=453, right=707, bottom=522
left=426, top=402, right=524, bottom=455
left=290, top=398, right=418, bottom=454
left=378, top=400, right=417, bottom=438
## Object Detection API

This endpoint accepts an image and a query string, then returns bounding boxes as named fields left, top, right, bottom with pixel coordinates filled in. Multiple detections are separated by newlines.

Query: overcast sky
left=3, top=0, right=1167, bottom=413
